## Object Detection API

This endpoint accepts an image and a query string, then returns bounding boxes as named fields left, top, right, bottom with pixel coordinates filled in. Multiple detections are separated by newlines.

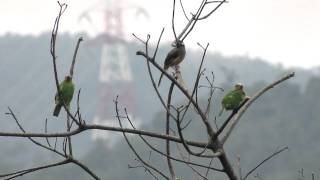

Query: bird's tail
left=53, top=104, right=62, bottom=117
left=158, top=72, right=164, bottom=87
left=218, top=107, right=224, bottom=117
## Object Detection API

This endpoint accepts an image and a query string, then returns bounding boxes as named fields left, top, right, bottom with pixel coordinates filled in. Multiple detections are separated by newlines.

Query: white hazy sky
left=1, top=0, right=319, bottom=68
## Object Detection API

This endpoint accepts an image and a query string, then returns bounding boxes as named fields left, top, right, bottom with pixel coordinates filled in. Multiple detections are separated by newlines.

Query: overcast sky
left=1, top=0, right=319, bottom=69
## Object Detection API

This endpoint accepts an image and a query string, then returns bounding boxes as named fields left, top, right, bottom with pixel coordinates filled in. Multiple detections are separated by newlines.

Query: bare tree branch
left=172, top=0, right=178, bottom=42
left=205, top=158, right=214, bottom=178
left=69, top=158, right=101, bottom=180
left=6, top=107, right=65, bottom=157
left=222, top=72, right=295, bottom=143
left=175, top=143, right=210, bottom=180
left=70, top=37, right=83, bottom=79
left=180, top=0, right=227, bottom=41
left=197, top=0, right=227, bottom=20
left=166, top=82, right=177, bottom=179
left=180, top=42, right=210, bottom=122
left=50, top=1, right=66, bottom=98
left=124, top=110, right=224, bottom=172
left=179, top=0, right=190, bottom=21
left=176, top=108, right=222, bottom=158
left=128, top=160, right=161, bottom=180
left=212, top=98, right=250, bottom=141
left=136, top=50, right=217, bottom=149
left=114, top=96, right=170, bottom=180
left=133, top=30, right=179, bottom=122
left=237, top=154, right=242, bottom=179
left=0, top=1, right=297, bottom=180
left=0, top=159, right=71, bottom=180
left=136, top=38, right=239, bottom=180
left=0, top=123, right=214, bottom=148
left=50, top=1, right=80, bottom=126
left=243, top=147, right=289, bottom=180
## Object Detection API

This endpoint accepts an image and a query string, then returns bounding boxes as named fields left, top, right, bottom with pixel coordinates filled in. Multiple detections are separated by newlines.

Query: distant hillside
left=0, top=32, right=315, bottom=127
left=0, top=33, right=319, bottom=179
left=21, top=75, right=320, bottom=180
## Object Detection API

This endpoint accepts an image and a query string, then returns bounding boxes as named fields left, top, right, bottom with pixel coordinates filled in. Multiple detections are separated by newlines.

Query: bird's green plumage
left=219, top=84, right=246, bottom=116
left=53, top=76, right=75, bottom=117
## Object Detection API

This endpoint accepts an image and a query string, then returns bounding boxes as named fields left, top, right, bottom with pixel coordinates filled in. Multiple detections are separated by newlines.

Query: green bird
left=53, top=75, right=75, bottom=117
left=219, top=83, right=246, bottom=116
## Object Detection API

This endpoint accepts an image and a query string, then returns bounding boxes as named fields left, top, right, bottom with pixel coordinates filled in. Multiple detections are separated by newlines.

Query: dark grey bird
left=158, top=40, right=186, bottom=86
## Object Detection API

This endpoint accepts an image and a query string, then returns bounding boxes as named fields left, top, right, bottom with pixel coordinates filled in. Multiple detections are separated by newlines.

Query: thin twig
left=179, top=0, right=190, bottom=21
left=237, top=154, right=242, bottom=179
left=50, top=2, right=80, bottom=126
left=243, top=147, right=289, bottom=180
left=197, top=0, right=227, bottom=20
left=178, top=0, right=204, bottom=41
left=152, top=28, right=165, bottom=59
left=0, top=159, right=71, bottom=180
left=181, top=0, right=206, bottom=41
left=114, top=96, right=170, bottom=180
left=128, top=159, right=160, bottom=180
left=175, top=143, right=209, bottom=180
left=6, top=107, right=65, bottom=157
left=70, top=37, right=83, bottom=79
left=75, top=89, right=83, bottom=124
left=124, top=109, right=223, bottom=172
left=176, top=110, right=222, bottom=158
left=51, top=2, right=66, bottom=104
left=180, top=118, right=193, bottom=130
left=205, top=158, right=214, bottom=177
left=132, top=33, right=146, bottom=44
left=204, top=72, right=222, bottom=121
left=44, top=118, right=51, bottom=147
left=166, top=82, right=177, bottom=179
left=134, top=31, right=178, bottom=122
left=70, top=158, right=101, bottom=180
left=206, top=0, right=229, bottom=4
left=180, top=42, right=209, bottom=122
left=172, top=0, right=178, bottom=42
left=66, top=115, right=73, bottom=156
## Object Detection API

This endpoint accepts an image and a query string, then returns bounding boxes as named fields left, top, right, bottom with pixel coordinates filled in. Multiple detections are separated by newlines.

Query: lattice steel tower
left=80, top=0, right=147, bottom=146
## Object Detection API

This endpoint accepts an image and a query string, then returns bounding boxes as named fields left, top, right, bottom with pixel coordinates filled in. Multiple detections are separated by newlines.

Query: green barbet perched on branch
left=53, top=75, right=75, bottom=117
left=219, top=83, right=246, bottom=116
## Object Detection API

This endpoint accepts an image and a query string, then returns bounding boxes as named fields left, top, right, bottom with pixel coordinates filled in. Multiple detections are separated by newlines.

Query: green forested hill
left=22, top=76, right=320, bottom=180
left=0, top=33, right=319, bottom=179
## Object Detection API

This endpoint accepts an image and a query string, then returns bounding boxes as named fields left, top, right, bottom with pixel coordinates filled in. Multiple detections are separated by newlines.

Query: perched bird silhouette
left=158, top=40, right=186, bottom=86
left=219, top=83, right=246, bottom=116
left=53, top=75, right=75, bottom=117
